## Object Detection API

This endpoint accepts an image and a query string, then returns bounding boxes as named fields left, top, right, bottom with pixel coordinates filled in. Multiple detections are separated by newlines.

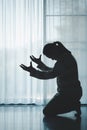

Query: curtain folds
left=0, top=0, right=46, bottom=104
left=0, top=0, right=87, bottom=104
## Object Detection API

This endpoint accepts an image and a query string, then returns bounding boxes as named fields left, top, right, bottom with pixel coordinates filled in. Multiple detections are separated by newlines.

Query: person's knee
left=43, top=107, right=57, bottom=117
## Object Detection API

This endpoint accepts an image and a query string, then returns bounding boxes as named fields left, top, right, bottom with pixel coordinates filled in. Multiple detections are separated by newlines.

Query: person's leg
left=43, top=93, right=81, bottom=117
left=43, top=93, right=70, bottom=116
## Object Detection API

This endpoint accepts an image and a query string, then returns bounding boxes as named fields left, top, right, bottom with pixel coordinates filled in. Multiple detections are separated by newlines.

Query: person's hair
left=43, top=41, right=70, bottom=58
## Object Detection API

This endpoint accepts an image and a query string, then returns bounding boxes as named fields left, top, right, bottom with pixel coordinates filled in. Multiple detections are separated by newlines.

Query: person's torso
left=53, top=53, right=82, bottom=95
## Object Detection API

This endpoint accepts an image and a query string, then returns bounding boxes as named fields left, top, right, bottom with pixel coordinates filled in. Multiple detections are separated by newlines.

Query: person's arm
left=30, top=68, right=56, bottom=79
left=30, top=55, right=53, bottom=71
left=20, top=62, right=57, bottom=79
left=37, top=62, right=53, bottom=71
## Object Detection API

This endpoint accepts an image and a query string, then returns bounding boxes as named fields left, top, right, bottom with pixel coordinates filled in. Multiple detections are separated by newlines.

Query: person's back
left=55, top=52, right=82, bottom=100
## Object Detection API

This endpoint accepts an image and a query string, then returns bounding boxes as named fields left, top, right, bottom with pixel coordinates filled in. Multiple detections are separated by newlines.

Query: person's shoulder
left=63, top=52, right=74, bottom=61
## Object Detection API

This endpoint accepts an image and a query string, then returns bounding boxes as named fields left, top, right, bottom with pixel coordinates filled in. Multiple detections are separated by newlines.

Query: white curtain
left=0, top=0, right=47, bottom=104
left=0, top=0, right=87, bottom=104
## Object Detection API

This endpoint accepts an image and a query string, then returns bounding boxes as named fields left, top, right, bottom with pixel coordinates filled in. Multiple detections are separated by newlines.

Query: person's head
left=43, top=41, right=70, bottom=60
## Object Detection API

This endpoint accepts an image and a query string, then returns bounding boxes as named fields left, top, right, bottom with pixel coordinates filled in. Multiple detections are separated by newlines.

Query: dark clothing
left=31, top=53, right=82, bottom=99
left=30, top=52, right=82, bottom=116
left=20, top=41, right=82, bottom=116
left=55, top=53, right=82, bottom=100
left=43, top=93, right=81, bottom=116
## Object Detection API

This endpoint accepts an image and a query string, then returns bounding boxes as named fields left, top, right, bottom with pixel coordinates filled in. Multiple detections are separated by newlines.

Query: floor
left=0, top=105, right=87, bottom=130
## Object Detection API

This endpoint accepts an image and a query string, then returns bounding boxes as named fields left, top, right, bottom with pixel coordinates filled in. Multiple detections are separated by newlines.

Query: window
left=44, top=0, right=87, bottom=104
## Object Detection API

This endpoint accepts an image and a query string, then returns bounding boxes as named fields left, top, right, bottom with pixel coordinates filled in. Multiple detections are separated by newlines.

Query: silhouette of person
left=20, top=41, right=82, bottom=117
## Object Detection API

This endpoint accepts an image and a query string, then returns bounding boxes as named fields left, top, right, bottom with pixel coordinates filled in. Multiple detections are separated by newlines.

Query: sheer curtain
left=0, top=0, right=87, bottom=105
left=0, top=0, right=46, bottom=104
left=45, top=0, right=87, bottom=104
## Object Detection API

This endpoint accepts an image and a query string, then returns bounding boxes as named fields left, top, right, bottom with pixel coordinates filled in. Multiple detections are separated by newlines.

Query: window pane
left=46, top=0, right=87, bottom=15
left=45, top=0, right=87, bottom=104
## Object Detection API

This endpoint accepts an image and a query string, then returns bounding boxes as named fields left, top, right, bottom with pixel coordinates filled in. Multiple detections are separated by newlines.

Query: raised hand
left=30, top=55, right=42, bottom=65
left=20, top=62, right=33, bottom=72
